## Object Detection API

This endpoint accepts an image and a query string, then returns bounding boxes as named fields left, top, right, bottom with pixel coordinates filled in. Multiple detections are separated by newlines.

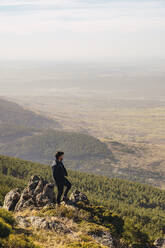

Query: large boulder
left=154, top=238, right=165, bottom=248
left=3, top=175, right=56, bottom=212
left=3, top=188, right=21, bottom=211
left=15, top=175, right=56, bottom=211
left=69, top=189, right=89, bottom=205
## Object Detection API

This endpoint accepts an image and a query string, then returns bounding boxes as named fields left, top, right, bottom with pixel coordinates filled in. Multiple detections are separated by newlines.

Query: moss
left=0, top=209, right=15, bottom=226
left=40, top=205, right=78, bottom=220
left=79, top=221, right=108, bottom=236
left=79, top=234, right=93, bottom=242
left=7, top=234, right=41, bottom=248
left=0, top=217, right=12, bottom=238
left=0, top=238, right=6, bottom=248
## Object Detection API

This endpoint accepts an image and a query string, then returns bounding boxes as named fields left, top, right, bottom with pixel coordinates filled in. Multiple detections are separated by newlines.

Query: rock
left=92, top=231, right=114, bottom=248
left=69, top=190, right=89, bottom=205
left=29, top=175, right=40, bottom=183
left=16, top=215, right=68, bottom=233
left=36, top=183, right=55, bottom=207
left=30, top=216, right=57, bottom=230
left=3, top=175, right=56, bottom=212
left=3, top=176, right=90, bottom=212
left=88, top=230, right=113, bottom=248
left=3, top=188, right=21, bottom=211
left=29, top=216, right=50, bottom=230
left=15, top=176, right=56, bottom=211
left=154, top=238, right=165, bottom=248
left=16, top=216, right=31, bottom=228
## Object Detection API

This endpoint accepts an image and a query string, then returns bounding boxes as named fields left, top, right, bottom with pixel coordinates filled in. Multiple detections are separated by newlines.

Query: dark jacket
left=52, top=160, right=68, bottom=184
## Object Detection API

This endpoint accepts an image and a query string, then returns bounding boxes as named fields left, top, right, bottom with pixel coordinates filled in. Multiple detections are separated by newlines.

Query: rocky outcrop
left=3, top=176, right=90, bottom=212
left=16, top=215, right=69, bottom=233
left=3, top=188, right=21, bottom=211
left=3, top=177, right=116, bottom=247
left=69, top=189, right=89, bottom=205
left=3, top=176, right=56, bottom=212
left=154, top=238, right=165, bottom=248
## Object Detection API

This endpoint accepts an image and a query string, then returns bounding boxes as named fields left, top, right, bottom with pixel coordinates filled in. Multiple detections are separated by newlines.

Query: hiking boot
left=62, top=196, right=69, bottom=202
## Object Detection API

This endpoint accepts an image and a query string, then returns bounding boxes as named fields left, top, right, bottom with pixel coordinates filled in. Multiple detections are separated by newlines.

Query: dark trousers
left=56, top=178, right=71, bottom=204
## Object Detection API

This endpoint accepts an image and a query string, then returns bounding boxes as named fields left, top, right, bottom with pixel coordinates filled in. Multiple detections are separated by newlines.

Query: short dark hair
left=55, top=151, right=64, bottom=160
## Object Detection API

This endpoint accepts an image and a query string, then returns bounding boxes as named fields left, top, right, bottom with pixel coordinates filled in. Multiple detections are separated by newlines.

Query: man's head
left=55, top=151, right=64, bottom=161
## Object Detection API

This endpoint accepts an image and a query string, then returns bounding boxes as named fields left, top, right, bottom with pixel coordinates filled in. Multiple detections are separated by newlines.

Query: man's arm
left=63, top=165, right=68, bottom=177
left=52, top=165, right=59, bottom=180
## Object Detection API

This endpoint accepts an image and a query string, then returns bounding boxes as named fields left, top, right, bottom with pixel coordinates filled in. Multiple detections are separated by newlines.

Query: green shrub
left=0, top=217, right=12, bottom=238
left=0, top=154, right=165, bottom=246
left=79, top=235, right=93, bottom=242
left=0, top=209, right=15, bottom=226
left=76, top=203, right=124, bottom=237
left=122, top=219, right=150, bottom=247
left=41, top=205, right=78, bottom=221
left=0, top=238, right=6, bottom=248
left=78, top=209, right=91, bottom=221
left=80, top=221, right=108, bottom=236
left=7, top=234, right=40, bottom=248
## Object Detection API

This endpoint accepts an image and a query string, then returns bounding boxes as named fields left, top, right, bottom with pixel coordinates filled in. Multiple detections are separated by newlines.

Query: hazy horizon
left=0, top=59, right=165, bottom=97
left=0, top=0, right=165, bottom=97
left=0, top=0, right=165, bottom=61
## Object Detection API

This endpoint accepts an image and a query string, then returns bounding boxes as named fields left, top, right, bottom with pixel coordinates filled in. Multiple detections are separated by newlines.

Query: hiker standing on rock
left=51, top=151, right=71, bottom=205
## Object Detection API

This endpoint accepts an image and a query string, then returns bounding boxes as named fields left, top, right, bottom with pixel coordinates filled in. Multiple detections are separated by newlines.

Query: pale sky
left=0, top=0, right=165, bottom=61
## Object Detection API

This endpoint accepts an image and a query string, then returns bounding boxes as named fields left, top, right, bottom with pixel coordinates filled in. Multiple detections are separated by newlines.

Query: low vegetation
left=1, top=129, right=112, bottom=162
left=0, top=209, right=39, bottom=248
left=0, top=154, right=165, bottom=247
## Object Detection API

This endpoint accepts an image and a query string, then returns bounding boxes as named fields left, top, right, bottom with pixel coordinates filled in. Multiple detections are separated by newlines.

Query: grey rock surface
left=89, top=230, right=114, bottom=247
left=69, top=189, right=89, bottom=205
left=154, top=238, right=165, bottom=248
left=16, top=215, right=68, bottom=233
left=15, top=176, right=56, bottom=211
left=3, top=175, right=56, bottom=211
left=3, top=188, right=21, bottom=211
left=16, top=216, right=31, bottom=228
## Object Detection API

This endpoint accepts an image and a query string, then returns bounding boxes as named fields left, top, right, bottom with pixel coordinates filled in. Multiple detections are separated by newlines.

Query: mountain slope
left=0, top=129, right=114, bottom=172
left=0, top=98, right=59, bottom=129
left=0, top=124, right=41, bottom=143
left=0, top=98, right=114, bottom=173
left=0, top=129, right=112, bottom=160
left=0, top=154, right=165, bottom=246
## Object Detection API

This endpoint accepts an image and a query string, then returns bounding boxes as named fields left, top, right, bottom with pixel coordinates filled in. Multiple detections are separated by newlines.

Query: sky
left=0, top=0, right=165, bottom=62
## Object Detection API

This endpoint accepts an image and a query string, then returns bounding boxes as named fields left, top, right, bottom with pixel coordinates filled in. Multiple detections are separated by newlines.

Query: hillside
left=0, top=124, right=41, bottom=143
left=1, top=128, right=164, bottom=189
left=0, top=98, right=115, bottom=176
left=0, top=129, right=112, bottom=161
left=0, top=98, right=59, bottom=129
left=0, top=154, right=165, bottom=247
left=0, top=126, right=115, bottom=174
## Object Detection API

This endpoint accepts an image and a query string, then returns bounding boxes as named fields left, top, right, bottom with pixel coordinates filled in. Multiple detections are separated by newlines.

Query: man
left=51, top=151, right=71, bottom=205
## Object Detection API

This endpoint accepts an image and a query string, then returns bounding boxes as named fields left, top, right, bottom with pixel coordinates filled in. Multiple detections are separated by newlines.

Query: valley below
left=5, top=92, right=165, bottom=189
